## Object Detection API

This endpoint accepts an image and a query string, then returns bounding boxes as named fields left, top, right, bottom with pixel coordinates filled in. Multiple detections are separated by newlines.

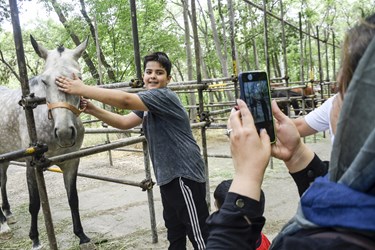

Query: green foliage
left=0, top=0, right=374, bottom=92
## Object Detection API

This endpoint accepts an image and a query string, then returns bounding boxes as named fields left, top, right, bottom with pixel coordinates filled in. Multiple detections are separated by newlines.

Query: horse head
left=30, top=35, right=88, bottom=148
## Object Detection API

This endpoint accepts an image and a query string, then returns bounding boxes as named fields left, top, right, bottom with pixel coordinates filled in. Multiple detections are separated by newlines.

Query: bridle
left=47, top=101, right=86, bottom=120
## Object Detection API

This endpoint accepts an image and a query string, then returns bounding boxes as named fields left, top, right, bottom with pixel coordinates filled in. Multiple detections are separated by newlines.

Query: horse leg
left=26, top=162, right=42, bottom=249
left=305, top=99, right=317, bottom=114
left=0, top=162, right=16, bottom=224
left=278, top=102, right=288, bottom=116
left=61, top=160, right=92, bottom=247
left=291, top=99, right=301, bottom=116
left=0, top=162, right=12, bottom=239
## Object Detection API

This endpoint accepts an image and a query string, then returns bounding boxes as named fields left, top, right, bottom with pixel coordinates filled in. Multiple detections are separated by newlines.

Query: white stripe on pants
left=179, top=177, right=206, bottom=250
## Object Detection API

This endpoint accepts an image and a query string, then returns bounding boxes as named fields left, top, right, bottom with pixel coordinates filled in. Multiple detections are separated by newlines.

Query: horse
left=271, top=86, right=316, bottom=116
left=290, top=86, right=317, bottom=114
left=271, top=89, right=302, bottom=116
left=0, top=36, right=94, bottom=249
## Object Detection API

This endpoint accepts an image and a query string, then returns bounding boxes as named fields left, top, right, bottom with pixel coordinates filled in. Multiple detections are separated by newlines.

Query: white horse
left=0, top=36, right=94, bottom=249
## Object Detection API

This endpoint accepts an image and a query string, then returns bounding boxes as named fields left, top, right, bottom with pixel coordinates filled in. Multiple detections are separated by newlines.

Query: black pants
left=160, top=177, right=209, bottom=250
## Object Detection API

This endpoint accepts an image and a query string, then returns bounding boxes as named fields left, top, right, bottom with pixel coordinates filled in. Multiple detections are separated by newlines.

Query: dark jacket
left=206, top=154, right=375, bottom=250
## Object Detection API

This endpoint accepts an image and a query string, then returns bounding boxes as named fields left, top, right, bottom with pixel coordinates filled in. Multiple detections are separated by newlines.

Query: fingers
left=227, top=99, right=242, bottom=127
left=55, top=77, right=68, bottom=92
left=229, top=100, right=249, bottom=133
left=272, top=100, right=287, bottom=123
left=55, top=76, right=66, bottom=86
left=260, top=128, right=270, bottom=147
left=72, top=72, right=79, bottom=80
left=56, top=76, right=66, bottom=82
left=237, top=99, right=255, bottom=128
left=228, top=99, right=258, bottom=137
left=79, top=97, right=88, bottom=111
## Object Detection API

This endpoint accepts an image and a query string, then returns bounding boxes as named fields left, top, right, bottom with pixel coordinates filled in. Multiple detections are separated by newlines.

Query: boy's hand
left=79, top=97, right=96, bottom=115
left=56, top=73, right=85, bottom=95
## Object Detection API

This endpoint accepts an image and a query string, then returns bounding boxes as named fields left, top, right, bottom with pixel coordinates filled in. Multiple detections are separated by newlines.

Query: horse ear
left=30, top=35, right=48, bottom=60
left=73, top=36, right=89, bottom=60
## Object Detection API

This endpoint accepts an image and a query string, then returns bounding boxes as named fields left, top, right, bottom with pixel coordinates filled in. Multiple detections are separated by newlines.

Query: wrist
left=229, top=174, right=263, bottom=201
left=285, top=143, right=314, bottom=173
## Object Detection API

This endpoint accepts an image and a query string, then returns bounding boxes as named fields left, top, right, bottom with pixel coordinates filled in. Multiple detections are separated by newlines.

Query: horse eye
left=41, top=79, right=48, bottom=85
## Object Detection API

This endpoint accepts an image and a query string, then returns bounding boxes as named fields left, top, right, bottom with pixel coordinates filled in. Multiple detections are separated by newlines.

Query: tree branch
left=49, top=0, right=99, bottom=81
left=0, top=49, right=20, bottom=82
left=79, top=0, right=116, bottom=82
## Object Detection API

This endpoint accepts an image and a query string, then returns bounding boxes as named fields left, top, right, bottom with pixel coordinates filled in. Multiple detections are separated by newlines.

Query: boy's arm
left=86, top=104, right=143, bottom=130
left=56, top=74, right=148, bottom=111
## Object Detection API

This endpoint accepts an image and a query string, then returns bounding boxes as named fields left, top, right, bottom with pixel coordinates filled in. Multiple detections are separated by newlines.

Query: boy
left=56, top=52, right=209, bottom=249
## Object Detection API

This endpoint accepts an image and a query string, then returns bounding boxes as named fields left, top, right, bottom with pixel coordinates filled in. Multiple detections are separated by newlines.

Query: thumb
left=260, top=128, right=271, bottom=149
left=72, top=72, right=79, bottom=80
left=272, top=100, right=287, bottom=122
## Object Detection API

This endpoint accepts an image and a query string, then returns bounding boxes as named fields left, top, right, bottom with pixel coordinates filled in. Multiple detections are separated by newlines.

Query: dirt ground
left=0, top=130, right=332, bottom=249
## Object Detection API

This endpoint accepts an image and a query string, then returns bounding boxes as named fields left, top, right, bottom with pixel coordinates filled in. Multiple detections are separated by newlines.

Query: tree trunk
left=181, top=0, right=197, bottom=122
left=252, top=38, right=260, bottom=70
left=49, top=0, right=99, bottom=80
left=207, top=0, right=228, bottom=77
left=79, top=0, right=116, bottom=82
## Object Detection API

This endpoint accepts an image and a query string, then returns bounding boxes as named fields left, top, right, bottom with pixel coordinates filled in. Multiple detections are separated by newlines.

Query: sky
left=2, top=1, right=74, bottom=32
left=3, top=1, right=47, bottom=31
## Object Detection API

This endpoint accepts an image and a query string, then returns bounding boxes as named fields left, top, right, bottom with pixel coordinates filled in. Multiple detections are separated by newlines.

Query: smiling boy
left=56, top=52, right=209, bottom=249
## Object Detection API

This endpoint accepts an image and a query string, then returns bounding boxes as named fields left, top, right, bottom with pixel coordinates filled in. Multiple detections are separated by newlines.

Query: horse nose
left=54, top=126, right=77, bottom=147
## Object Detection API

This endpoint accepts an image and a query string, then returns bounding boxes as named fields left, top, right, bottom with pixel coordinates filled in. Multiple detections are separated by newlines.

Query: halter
left=47, top=101, right=86, bottom=120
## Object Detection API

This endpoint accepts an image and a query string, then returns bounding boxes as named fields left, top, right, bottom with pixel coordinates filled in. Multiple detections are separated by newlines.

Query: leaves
left=0, top=0, right=374, bottom=86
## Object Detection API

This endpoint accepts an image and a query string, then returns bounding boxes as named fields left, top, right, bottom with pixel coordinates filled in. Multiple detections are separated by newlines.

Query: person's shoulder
left=147, top=87, right=173, bottom=95
left=140, top=87, right=172, bottom=97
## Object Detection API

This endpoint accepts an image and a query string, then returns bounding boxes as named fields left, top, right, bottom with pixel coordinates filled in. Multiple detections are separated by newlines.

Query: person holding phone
left=56, top=52, right=209, bottom=250
left=206, top=13, right=375, bottom=250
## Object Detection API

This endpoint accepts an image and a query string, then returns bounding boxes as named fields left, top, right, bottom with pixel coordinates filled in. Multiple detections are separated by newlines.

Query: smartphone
left=238, top=71, right=276, bottom=143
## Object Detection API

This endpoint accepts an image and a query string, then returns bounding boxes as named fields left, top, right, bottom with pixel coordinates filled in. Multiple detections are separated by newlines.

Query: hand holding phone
left=238, top=71, right=276, bottom=143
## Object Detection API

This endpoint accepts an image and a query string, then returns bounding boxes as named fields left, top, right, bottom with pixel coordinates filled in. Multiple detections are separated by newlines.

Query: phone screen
left=239, top=71, right=276, bottom=143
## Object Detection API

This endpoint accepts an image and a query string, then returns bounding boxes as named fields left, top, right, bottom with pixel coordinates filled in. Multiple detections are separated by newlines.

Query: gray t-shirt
left=133, top=88, right=206, bottom=186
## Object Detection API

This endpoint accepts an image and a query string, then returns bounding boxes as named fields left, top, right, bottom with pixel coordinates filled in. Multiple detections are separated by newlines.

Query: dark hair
left=143, top=52, right=172, bottom=76
left=338, top=13, right=375, bottom=97
left=213, top=179, right=232, bottom=209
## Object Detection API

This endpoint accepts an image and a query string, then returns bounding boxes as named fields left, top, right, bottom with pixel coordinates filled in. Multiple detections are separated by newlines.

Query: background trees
left=0, top=0, right=374, bottom=89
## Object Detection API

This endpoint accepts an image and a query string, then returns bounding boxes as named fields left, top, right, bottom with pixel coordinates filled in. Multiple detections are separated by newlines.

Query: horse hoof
left=0, top=222, right=12, bottom=240
left=79, top=241, right=97, bottom=250
left=0, top=222, right=11, bottom=234
left=6, top=214, right=17, bottom=224
left=32, top=243, right=44, bottom=250
left=0, top=231, right=12, bottom=240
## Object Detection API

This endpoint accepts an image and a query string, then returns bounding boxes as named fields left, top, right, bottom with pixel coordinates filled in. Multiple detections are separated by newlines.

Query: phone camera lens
left=247, top=74, right=253, bottom=81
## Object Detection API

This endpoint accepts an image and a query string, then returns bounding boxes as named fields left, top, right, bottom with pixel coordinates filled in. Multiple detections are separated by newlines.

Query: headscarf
left=270, top=34, right=375, bottom=249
